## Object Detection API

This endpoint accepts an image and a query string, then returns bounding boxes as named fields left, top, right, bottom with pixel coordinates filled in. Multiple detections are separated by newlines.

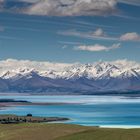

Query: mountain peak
left=0, top=59, right=140, bottom=93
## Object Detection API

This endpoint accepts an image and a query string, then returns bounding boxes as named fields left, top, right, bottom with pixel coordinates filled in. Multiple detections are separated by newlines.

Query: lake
left=0, top=95, right=140, bottom=128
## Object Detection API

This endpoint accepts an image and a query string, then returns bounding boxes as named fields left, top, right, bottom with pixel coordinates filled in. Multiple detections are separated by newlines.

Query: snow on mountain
left=0, top=59, right=140, bottom=93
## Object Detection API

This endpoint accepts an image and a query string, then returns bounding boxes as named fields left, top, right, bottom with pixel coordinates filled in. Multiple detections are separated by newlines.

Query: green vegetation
left=0, top=115, right=69, bottom=124
left=0, top=123, right=140, bottom=140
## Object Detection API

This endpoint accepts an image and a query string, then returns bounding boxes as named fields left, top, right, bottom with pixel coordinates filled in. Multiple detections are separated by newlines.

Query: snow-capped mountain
left=0, top=59, right=140, bottom=94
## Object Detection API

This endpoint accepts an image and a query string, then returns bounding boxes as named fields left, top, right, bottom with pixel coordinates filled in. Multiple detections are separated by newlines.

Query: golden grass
left=56, top=127, right=140, bottom=140
left=0, top=123, right=90, bottom=140
left=0, top=123, right=140, bottom=140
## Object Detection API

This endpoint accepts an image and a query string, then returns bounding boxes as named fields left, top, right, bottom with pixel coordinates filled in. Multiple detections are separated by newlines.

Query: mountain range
left=0, top=59, right=140, bottom=94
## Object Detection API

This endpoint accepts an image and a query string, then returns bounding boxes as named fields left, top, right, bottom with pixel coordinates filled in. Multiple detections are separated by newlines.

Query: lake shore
left=0, top=114, right=69, bottom=124
left=0, top=99, right=76, bottom=110
left=0, top=95, right=140, bottom=128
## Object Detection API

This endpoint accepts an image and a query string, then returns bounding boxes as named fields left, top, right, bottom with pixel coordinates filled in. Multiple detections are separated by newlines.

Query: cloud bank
left=74, top=43, right=121, bottom=52
left=59, top=28, right=117, bottom=41
left=118, top=0, right=140, bottom=6
left=23, top=0, right=117, bottom=16
left=59, top=29, right=140, bottom=42
left=0, top=0, right=139, bottom=16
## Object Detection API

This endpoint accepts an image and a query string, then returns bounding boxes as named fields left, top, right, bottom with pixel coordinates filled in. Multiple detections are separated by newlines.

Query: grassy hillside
left=0, top=123, right=90, bottom=140
left=56, top=127, right=140, bottom=140
left=0, top=123, right=140, bottom=140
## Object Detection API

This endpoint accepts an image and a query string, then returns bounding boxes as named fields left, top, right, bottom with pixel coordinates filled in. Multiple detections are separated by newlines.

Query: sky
left=0, top=0, right=140, bottom=63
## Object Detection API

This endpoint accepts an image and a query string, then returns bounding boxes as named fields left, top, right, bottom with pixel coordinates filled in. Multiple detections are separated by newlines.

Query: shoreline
left=0, top=92, right=140, bottom=96
left=0, top=97, right=140, bottom=129
left=100, top=125, right=140, bottom=129
left=0, top=101, right=77, bottom=110
left=0, top=109, right=139, bottom=129
left=0, top=114, right=69, bottom=124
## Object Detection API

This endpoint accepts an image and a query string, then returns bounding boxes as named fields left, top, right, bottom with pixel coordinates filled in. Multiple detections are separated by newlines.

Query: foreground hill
left=0, top=123, right=140, bottom=140
left=0, top=59, right=140, bottom=94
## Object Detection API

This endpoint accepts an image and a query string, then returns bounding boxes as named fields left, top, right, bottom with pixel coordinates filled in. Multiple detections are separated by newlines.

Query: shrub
left=27, top=114, right=32, bottom=117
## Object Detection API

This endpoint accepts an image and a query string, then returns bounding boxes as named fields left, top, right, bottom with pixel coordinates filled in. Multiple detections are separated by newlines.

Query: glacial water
left=0, top=95, right=140, bottom=128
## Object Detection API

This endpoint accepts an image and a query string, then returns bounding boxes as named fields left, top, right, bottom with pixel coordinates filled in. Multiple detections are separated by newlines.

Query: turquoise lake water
left=0, top=95, right=140, bottom=128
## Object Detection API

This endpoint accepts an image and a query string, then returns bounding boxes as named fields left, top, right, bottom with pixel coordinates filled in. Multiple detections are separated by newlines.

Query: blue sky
left=0, top=0, right=140, bottom=63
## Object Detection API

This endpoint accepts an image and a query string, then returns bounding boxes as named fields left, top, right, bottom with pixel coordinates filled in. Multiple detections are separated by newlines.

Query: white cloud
left=0, top=0, right=140, bottom=16
left=59, top=29, right=140, bottom=42
left=74, top=43, right=121, bottom=52
left=23, top=0, right=117, bottom=16
left=58, top=28, right=117, bottom=41
left=92, top=28, right=105, bottom=36
left=0, top=59, right=72, bottom=74
left=120, top=32, right=140, bottom=41
left=118, top=0, right=140, bottom=6
left=19, top=0, right=140, bottom=17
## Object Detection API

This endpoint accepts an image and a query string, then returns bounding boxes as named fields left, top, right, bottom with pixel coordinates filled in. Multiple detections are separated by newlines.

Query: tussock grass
left=0, top=123, right=140, bottom=140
